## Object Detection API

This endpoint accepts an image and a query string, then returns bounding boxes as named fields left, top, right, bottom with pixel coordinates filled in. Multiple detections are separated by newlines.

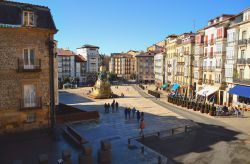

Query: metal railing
left=19, top=97, right=42, bottom=110
left=238, top=39, right=248, bottom=45
left=176, top=72, right=184, bottom=76
left=203, top=79, right=214, bottom=85
left=234, top=78, right=250, bottom=85
left=237, top=58, right=250, bottom=64
left=17, top=58, right=41, bottom=72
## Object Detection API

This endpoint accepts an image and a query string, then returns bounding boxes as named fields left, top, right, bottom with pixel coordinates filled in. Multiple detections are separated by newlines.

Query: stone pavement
left=60, top=86, right=196, bottom=163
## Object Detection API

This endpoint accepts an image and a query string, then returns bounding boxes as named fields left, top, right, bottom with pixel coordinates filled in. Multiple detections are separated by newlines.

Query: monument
left=90, top=57, right=112, bottom=99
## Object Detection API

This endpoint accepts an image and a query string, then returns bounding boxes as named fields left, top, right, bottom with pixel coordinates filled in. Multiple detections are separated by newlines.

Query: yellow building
left=175, top=33, right=195, bottom=97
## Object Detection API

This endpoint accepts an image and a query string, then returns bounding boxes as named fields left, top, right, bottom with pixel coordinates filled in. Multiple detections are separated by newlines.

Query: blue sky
left=17, top=0, right=250, bottom=54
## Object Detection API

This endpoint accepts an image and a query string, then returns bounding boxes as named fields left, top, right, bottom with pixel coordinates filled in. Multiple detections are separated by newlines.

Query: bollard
left=171, top=129, right=174, bottom=135
left=157, top=132, right=160, bottom=137
left=128, top=139, right=130, bottom=145
left=185, top=126, right=188, bottom=133
left=158, top=156, right=162, bottom=164
left=141, top=146, right=144, bottom=154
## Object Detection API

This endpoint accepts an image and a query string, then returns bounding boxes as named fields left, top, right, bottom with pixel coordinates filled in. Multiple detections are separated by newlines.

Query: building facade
left=154, top=52, right=165, bottom=87
left=136, top=52, right=155, bottom=83
left=194, top=30, right=205, bottom=94
left=76, top=44, right=100, bottom=73
left=57, top=48, right=87, bottom=85
left=109, top=53, right=135, bottom=80
left=0, top=1, right=58, bottom=133
left=175, top=33, right=195, bottom=97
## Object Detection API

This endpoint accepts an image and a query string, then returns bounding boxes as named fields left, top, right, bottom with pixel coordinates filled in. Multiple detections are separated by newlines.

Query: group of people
left=218, top=104, right=242, bottom=117
left=124, top=107, right=145, bottom=135
left=104, top=99, right=119, bottom=113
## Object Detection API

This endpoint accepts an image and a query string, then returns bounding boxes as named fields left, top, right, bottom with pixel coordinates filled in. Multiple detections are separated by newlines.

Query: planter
left=209, top=110, right=214, bottom=116
left=205, top=104, right=210, bottom=114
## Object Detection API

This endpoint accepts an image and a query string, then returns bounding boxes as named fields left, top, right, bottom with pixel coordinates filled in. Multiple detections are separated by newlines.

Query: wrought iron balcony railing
left=17, top=58, right=41, bottom=72
left=20, top=97, right=42, bottom=110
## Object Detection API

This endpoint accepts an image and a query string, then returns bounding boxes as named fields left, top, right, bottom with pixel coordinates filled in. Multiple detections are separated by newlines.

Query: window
left=241, top=50, right=245, bottom=59
left=240, top=69, right=244, bottom=80
left=23, top=11, right=35, bottom=26
left=23, top=49, right=35, bottom=69
left=27, top=113, right=36, bottom=123
left=242, top=31, right=247, bottom=40
left=23, top=84, right=36, bottom=108
left=217, top=28, right=223, bottom=39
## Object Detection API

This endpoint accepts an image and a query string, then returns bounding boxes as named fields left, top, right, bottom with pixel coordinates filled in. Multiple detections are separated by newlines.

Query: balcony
left=20, top=97, right=42, bottom=110
left=209, top=39, right=215, bottom=45
left=204, top=66, right=214, bottom=72
left=176, top=72, right=184, bottom=76
left=238, top=39, right=248, bottom=46
left=167, top=72, right=171, bottom=76
left=167, top=64, right=172, bottom=67
left=177, top=61, right=185, bottom=65
left=17, top=59, right=41, bottom=72
left=203, top=79, right=214, bottom=85
left=234, top=78, right=250, bottom=85
left=237, top=58, right=250, bottom=65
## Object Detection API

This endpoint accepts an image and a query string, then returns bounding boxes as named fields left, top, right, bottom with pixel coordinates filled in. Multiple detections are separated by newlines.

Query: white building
left=154, top=52, right=165, bottom=87
left=76, top=44, right=100, bottom=73
left=57, top=48, right=87, bottom=85
left=57, top=48, right=75, bottom=82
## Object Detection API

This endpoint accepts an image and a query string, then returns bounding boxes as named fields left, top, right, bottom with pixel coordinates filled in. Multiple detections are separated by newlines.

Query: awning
left=171, top=84, right=180, bottom=91
left=197, top=86, right=219, bottom=97
left=228, top=85, right=250, bottom=98
left=161, top=83, right=169, bottom=89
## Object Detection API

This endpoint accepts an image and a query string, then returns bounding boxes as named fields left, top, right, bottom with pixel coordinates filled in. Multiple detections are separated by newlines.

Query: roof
left=111, top=53, right=133, bottom=58
left=0, top=1, right=57, bottom=30
left=77, top=44, right=99, bottom=49
left=135, top=51, right=157, bottom=57
left=203, top=14, right=236, bottom=30
left=57, top=48, right=76, bottom=56
left=75, top=55, right=86, bottom=62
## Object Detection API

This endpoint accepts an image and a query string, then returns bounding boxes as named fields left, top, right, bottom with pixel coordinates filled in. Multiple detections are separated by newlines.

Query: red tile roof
left=57, top=48, right=75, bottom=56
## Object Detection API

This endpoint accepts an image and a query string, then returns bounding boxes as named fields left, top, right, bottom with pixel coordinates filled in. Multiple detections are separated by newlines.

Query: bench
left=64, top=125, right=88, bottom=145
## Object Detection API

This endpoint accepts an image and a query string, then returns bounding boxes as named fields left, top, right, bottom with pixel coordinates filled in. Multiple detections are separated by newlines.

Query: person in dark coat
left=128, top=107, right=131, bottom=119
left=111, top=102, right=115, bottom=112
left=124, top=107, right=128, bottom=119
left=132, top=107, right=136, bottom=118
left=136, top=110, right=141, bottom=122
left=115, top=102, right=119, bottom=111
left=104, top=103, right=107, bottom=112
left=107, top=103, right=110, bottom=113
left=141, top=112, right=144, bottom=120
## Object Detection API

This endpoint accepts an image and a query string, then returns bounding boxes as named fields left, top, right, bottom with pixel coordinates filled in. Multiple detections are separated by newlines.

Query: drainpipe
left=48, top=35, right=56, bottom=130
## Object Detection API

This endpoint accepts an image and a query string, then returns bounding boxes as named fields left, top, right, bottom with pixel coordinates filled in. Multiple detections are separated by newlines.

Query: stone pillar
left=97, top=140, right=112, bottom=164
left=62, top=150, right=72, bottom=164
left=79, top=143, right=93, bottom=164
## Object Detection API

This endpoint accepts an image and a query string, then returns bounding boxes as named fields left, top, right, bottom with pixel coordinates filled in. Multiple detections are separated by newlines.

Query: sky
left=16, top=0, right=250, bottom=54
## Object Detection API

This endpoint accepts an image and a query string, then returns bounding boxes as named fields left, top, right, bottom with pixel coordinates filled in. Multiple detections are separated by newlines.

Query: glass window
left=23, top=11, right=35, bottom=26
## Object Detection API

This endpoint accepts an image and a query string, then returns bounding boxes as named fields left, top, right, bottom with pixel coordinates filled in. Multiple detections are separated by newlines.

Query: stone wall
left=0, top=28, right=57, bottom=134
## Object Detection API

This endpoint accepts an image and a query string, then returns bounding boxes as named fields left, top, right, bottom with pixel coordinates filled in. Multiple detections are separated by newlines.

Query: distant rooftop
left=57, top=48, right=75, bottom=56
left=77, top=44, right=99, bottom=49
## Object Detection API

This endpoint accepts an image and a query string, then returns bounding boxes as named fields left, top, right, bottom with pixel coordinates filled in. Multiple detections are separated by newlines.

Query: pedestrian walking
left=136, top=110, right=141, bottom=122
left=132, top=107, right=136, bottom=118
left=115, top=102, right=119, bottom=111
left=128, top=107, right=131, bottom=119
left=113, top=99, right=115, bottom=104
left=111, top=102, right=115, bottom=112
left=107, top=103, right=110, bottom=113
left=104, top=103, right=107, bottom=113
left=124, top=108, right=128, bottom=119
left=139, top=119, right=145, bottom=136
left=141, top=112, right=144, bottom=120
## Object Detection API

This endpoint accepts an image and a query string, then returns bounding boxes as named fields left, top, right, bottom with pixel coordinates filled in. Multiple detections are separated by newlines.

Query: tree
left=108, top=72, right=117, bottom=81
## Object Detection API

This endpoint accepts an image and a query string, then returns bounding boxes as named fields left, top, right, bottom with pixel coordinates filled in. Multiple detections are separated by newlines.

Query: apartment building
left=154, top=52, right=166, bottom=87
left=76, top=44, right=100, bottom=73
left=226, top=8, right=250, bottom=106
left=165, top=35, right=181, bottom=91
left=136, top=52, right=156, bottom=83
left=0, top=1, right=58, bottom=133
left=57, top=48, right=86, bottom=85
left=109, top=53, right=135, bottom=80
left=175, top=33, right=195, bottom=97
left=194, top=30, right=205, bottom=94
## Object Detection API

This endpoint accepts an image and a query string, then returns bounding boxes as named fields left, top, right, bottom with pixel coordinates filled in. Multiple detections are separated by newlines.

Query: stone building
left=0, top=1, right=58, bottom=133
left=109, top=53, right=135, bottom=80
left=226, top=8, right=250, bottom=106
left=135, top=52, right=156, bottom=83
left=154, top=52, right=166, bottom=87
left=175, top=33, right=195, bottom=97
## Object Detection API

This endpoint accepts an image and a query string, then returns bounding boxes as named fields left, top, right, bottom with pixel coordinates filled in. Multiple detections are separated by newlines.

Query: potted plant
left=209, top=104, right=216, bottom=116
left=205, top=104, right=210, bottom=114
left=200, top=103, right=205, bottom=113
left=193, top=102, right=197, bottom=110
